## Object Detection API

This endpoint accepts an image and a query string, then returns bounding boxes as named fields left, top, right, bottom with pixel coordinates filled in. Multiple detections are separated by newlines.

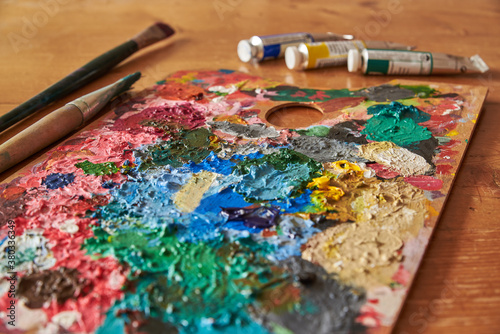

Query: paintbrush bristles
left=132, top=22, right=175, bottom=49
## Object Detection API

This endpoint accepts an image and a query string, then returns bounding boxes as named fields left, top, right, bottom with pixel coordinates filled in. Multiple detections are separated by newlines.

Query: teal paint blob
left=362, top=102, right=433, bottom=146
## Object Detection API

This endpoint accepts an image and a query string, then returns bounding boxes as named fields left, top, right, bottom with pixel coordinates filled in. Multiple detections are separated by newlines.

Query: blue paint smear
left=196, top=187, right=249, bottom=216
left=42, top=172, right=75, bottom=189
left=234, top=163, right=311, bottom=201
left=269, top=189, right=313, bottom=213
left=223, top=220, right=264, bottom=234
left=186, top=151, right=264, bottom=175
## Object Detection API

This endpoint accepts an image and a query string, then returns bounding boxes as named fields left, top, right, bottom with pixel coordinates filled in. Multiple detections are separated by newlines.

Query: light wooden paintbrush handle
left=0, top=104, right=83, bottom=173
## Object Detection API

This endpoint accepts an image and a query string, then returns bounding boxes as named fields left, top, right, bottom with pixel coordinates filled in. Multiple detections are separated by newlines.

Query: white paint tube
left=237, top=32, right=354, bottom=62
left=285, top=40, right=414, bottom=70
left=347, top=49, right=489, bottom=75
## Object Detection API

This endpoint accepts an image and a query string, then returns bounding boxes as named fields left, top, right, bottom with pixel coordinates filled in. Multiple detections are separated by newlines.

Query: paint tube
left=237, top=32, right=354, bottom=62
left=285, top=40, right=413, bottom=70
left=347, top=49, right=489, bottom=75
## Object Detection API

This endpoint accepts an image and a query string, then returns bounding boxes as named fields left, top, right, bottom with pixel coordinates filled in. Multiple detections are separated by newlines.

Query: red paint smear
left=308, top=91, right=330, bottom=101
left=1, top=186, right=25, bottom=200
left=436, top=164, right=454, bottom=175
left=291, top=90, right=307, bottom=98
left=357, top=305, right=383, bottom=327
left=368, top=163, right=400, bottom=179
left=438, top=139, right=461, bottom=158
left=392, top=265, right=411, bottom=286
left=405, top=175, right=443, bottom=191
left=420, top=114, right=459, bottom=135
left=421, top=102, right=461, bottom=117
left=112, top=103, right=207, bottom=132
left=318, top=96, right=366, bottom=112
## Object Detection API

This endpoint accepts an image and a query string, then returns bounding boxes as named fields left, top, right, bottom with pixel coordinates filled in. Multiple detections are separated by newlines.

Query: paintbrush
left=0, top=22, right=174, bottom=133
left=0, top=72, right=141, bottom=174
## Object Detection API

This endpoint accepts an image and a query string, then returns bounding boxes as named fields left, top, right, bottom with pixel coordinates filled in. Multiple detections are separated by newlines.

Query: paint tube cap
left=285, top=46, right=303, bottom=70
left=237, top=39, right=255, bottom=62
left=348, top=49, right=361, bottom=72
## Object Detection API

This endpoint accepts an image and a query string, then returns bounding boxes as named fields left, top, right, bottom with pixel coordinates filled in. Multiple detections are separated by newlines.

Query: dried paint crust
left=0, top=70, right=485, bottom=334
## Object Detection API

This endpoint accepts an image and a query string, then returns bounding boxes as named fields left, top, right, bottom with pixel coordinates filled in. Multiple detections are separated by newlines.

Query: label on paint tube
left=259, top=33, right=314, bottom=59
left=307, top=41, right=366, bottom=68
left=365, top=49, right=433, bottom=75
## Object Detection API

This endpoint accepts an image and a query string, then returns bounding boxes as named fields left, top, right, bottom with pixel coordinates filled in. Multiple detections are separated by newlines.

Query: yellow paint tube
left=285, top=40, right=413, bottom=70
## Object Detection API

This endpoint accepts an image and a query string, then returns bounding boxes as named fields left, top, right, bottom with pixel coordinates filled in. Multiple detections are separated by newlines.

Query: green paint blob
left=75, top=160, right=119, bottom=175
left=84, top=221, right=284, bottom=332
left=145, top=128, right=217, bottom=168
left=234, top=148, right=322, bottom=177
left=362, top=102, right=432, bottom=146
left=400, top=84, right=436, bottom=98
left=294, top=126, right=330, bottom=137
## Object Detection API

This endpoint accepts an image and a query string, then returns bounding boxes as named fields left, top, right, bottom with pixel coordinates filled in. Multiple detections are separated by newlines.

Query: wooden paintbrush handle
left=0, top=104, right=83, bottom=173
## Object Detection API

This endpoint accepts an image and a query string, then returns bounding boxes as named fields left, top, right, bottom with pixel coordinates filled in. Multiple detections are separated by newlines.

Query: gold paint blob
left=303, top=223, right=403, bottom=288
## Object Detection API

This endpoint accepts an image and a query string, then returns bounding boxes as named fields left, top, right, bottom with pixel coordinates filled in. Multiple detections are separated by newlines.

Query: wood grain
left=1, top=0, right=499, bottom=333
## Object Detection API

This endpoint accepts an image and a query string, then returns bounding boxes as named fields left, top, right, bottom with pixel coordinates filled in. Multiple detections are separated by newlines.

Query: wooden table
left=1, top=0, right=499, bottom=333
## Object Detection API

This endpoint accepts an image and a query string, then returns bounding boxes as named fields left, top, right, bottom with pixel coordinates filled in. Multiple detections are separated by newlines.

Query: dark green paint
left=75, top=160, right=119, bottom=176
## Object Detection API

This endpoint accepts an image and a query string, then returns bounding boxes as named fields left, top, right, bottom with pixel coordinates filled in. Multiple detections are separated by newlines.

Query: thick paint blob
left=142, top=127, right=218, bottom=168
left=361, top=102, right=433, bottom=146
left=254, top=256, right=366, bottom=334
left=221, top=206, right=280, bottom=229
left=326, top=121, right=368, bottom=145
left=210, top=121, right=280, bottom=139
left=355, top=84, right=416, bottom=102
left=42, top=173, right=75, bottom=189
left=358, top=141, right=433, bottom=176
left=18, top=267, right=89, bottom=309
left=75, top=160, right=119, bottom=175
left=291, top=135, right=366, bottom=163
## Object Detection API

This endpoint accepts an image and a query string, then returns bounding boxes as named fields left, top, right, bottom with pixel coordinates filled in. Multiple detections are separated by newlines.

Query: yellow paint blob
left=174, top=171, right=217, bottom=213
left=307, top=173, right=345, bottom=210
left=329, top=160, right=362, bottom=175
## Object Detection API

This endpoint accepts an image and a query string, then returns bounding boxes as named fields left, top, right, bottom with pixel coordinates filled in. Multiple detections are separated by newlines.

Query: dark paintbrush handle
left=0, top=40, right=138, bottom=133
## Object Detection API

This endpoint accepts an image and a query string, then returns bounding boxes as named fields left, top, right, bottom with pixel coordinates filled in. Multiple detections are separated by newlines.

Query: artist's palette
left=0, top=70, right=487, bottom=333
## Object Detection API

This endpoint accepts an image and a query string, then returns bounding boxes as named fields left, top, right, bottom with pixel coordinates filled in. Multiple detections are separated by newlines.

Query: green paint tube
left=348, top=49, right=489, bottom=75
